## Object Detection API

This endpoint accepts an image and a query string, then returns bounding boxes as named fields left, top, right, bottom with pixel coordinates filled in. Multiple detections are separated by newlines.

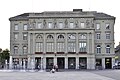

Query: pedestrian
left=55, top=64, right=58, bottom=72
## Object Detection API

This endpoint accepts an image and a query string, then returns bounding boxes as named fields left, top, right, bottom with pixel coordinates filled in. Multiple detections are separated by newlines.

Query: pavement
left=0, top=69, right=119, bottom=80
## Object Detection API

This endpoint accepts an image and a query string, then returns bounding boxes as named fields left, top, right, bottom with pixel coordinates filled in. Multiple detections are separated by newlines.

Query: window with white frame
left=80, top=22, right=85, bottom=28
left=79, top=42, right=87, bottom=52
left=48, top=22, right=53, bottom=29
left=37, top=22, right=42, bottom=29
left=96, top=23, right=100, bottom=30
left=14, top=24, right=18, bottom=31
left=47, top=43, right=54, bottom=52
left=96, top=33, right=101, bottom=39
left=23, top=46, right=27, bottom=54
left=58, top=22, right=64, bottom=29
left=97, top=45, right=101, bottom=53
left=79, top=34, right=86, bottom=39
left=23, top=33, right=27, bottom=40
left=106, top=45, right=110, bottom=53
left=106, top=33, right=110, bottom=39
left=57, top=43, right=64, bottom=52
left=69, top=22, right=74, bottom=28
left=14, top=46, right=18, bottom=54
left=68, top=34, right=76, bottom=40
left=23, top=24, right=28, bottom=30
left=14, top=33, right=18, bottom=40
left=106, top=24, right=110, bottom=29
left=68, top=43, right=76, bottom=52
left=36, top=42, right=43, bottom=52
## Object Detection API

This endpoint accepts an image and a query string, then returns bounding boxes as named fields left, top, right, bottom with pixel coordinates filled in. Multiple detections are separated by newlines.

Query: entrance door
left=68, top=57, right=76, bottom=69
left=35, top=57, right=41, bottom=69
left=79, top=57, right=87, bottom=69
left=57, top=57, right=64, bottom=69
left=105, top=58, right=112, bottom=69
left=46, top=57, right=54, bottom=69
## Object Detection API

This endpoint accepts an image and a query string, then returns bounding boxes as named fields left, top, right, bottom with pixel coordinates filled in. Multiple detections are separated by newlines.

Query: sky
left=0, top=0, right=120, bottom=50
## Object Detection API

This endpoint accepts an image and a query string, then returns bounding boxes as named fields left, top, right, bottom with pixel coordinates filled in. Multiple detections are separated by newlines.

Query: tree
left=0, top=49, right=10, bottom=68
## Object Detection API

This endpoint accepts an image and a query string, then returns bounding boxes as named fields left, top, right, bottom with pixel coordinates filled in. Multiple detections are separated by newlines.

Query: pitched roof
left=9, top=10, right=115, bottom=21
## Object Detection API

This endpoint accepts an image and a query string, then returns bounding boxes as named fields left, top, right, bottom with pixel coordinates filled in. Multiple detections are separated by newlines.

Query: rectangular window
left=96, top=23, right=100, bottom=30
left=106, top=33, right=110, bottom=39
left=59, top=22, right=64, bottom=29
left=68, top=43, right=76, bottom=52
left=23, top=24, right=28, bottom=30
left=48, top=22, right=53, bottom=29
left=69, top=22, right=74, bottom=28
left=47, top=43, right=54, bottom=52
left=97, top=33, right=101, bottom=39
left=14, top=47, right=18, bottom=54
left=106, top=24, right=110, bottom=29
left=23, top=46, right=27, bottom=54
left=57, top=43, right=64, bottom=52
left=23, top=33, right=28, bottom=40
left=79, top=42, right=87, bottom=52
left=36, top=42, right=43, bottom=52
left=81, top=22, right=85, bottom=28
left=14, top=24, right=18, bottom=31
left=37, top=22, right=42, bottom=29
left=14, top=33, right=18, bottom=40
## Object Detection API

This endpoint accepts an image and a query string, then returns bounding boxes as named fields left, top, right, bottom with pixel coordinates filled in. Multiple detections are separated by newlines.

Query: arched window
left=14, top=46, right=18, bottom=54
left=80, top=34, right=86, bottom=39
left=106, top=45, right=110, bottom=53
left=23, top=46, right=27, bottom=54
left=58, top=34, right=64, bottom=39
left=68, top=34, right=75, bottom=39
left=47, top=35, right=54, bottom=39
left=97, top=45, right=101, bottom=53
left=36, top=34, right=43, bottom=39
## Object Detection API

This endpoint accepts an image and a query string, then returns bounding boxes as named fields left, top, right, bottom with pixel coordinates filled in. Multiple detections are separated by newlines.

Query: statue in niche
left=54, top=19, right=57, bottom=28
left=75, top=20, right=78, bottom=28
left=43, top=19, right=46, bottom=28
left=86, top=20, right=90, bottom=28
left=64, top=19, right=68, bottom=28
left=32, top=19, right=36, bottom=28
left=29, top=20, right=33, bottom=29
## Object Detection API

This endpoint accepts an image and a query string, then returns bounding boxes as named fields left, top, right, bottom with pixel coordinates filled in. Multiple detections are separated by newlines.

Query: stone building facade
left=9, top=9, right=115, bottom=70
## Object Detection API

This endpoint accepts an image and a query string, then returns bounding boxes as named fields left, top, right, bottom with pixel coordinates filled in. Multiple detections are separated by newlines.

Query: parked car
left=113, top=61, right=120, bottom=69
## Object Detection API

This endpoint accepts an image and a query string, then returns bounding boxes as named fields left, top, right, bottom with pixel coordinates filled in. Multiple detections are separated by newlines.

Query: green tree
left=0, top=49, right=10, bottom=68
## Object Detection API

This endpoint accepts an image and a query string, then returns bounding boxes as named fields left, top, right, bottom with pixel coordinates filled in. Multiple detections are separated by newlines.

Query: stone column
left=9, top=56, right=13, bottom=69
left=76, top=33, right=79, bottom=53
left=41, top=57, right=43, bottom=70
left=112, top=57, right=115, bottom=69
left=87, top=33, right=89, bottom=53
left=43, top=57, right=46, bottom=69
left=76, top=57, right=79, bottom=69
left=27, top=56, right=31, bottom=69
left=54, top=57, right=57, bottom=65
left=102, top=58, right=105, bottom=69
left=65, top=33, right=67, bottom=53
left=65, top=57, right=68, bottom=69
left=43, top=33, right=46, bottom=54
left=54, top=33, right=57, bottom=53
left=32, top=33, right=35, bottom=54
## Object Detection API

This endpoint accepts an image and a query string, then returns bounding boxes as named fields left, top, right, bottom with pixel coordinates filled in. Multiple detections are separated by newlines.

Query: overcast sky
left=0, top=0, right=120, bottom=50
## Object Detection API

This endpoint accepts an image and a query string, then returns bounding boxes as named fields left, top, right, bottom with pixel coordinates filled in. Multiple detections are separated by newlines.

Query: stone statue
left=65, top=19, right=68, bottom=28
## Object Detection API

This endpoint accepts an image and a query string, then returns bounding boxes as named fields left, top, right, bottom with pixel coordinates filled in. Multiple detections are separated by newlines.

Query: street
left=0, top=70, right=119, bottom=80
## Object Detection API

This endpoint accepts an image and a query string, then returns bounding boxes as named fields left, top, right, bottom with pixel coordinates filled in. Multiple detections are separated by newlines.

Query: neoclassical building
left=9, top=9, right=115, bottom=70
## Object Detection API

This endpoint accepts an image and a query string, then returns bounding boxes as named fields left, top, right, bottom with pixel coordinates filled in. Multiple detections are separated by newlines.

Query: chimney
left=73, top=9, right=82, bottom=12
